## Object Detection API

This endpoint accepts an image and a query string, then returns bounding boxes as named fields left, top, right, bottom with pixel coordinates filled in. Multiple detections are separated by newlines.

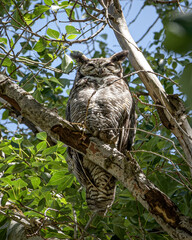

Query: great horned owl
left=66, top=50, right=136, bottom=214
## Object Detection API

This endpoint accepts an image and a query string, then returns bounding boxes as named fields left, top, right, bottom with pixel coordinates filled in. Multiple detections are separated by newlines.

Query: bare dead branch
left=107, top=0, right=192, bottom=175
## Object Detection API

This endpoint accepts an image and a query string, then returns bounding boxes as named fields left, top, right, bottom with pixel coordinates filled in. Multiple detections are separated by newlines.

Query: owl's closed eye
left=81, top=61, right=121, bottom=77
left=72, top=53, right=125, bottom=77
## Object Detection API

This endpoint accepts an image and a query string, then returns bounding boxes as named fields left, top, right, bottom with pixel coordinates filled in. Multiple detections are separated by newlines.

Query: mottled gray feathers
left=66, top=50, right=136, bottom=214
left=70, top=51, right=88, bottom=63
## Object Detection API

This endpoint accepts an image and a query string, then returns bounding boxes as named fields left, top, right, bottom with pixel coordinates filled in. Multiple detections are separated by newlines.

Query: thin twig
left=123, top=69, right=180, bottom=87
left=78, top=212, right=97, bottom=240
left=128, top=2, right=146, bottom=26
left=131, top=149, right=192, bottom=186
left=136, top=16, right=159, bottom=44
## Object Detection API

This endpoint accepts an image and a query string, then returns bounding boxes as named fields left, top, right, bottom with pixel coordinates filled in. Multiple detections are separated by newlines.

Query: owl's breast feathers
left=68, top=75, right=135, bottom=151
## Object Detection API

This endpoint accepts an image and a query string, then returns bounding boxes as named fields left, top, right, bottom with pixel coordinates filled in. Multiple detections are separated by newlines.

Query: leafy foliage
left=164, top=13, right=192, bottom=108
left=0, top=0, right=192, bottom=239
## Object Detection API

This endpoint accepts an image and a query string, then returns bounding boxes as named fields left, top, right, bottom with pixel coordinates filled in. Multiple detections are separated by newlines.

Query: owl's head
left=70, top=50, right=129, bottom=78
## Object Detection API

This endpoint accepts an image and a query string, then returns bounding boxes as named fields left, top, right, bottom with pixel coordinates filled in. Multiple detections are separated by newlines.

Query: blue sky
left=70, top=1, right=163, bottom=55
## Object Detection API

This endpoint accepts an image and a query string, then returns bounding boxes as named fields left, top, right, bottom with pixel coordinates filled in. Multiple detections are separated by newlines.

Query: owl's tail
left=84, top=162, right=116, bottom=215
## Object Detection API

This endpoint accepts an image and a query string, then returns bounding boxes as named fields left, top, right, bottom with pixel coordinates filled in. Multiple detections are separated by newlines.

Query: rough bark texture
left=107, top=0, right=192, bottom=173
left=7, top=221, right=44, bottom=240
left=1, top=74, right=192, bottom=240
left=6, top=220, right=58, bottom=240
left=0, top=74, right=89, bottom=154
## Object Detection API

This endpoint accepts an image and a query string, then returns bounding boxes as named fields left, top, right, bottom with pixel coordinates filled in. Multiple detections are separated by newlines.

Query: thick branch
left=107, top=0, right=192, bottom=173
left=0, top=74, right=90, bottom=154
left=0, top=74, right=192, bottom=240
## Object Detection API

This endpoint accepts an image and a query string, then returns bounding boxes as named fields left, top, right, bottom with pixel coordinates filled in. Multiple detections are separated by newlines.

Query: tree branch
left=0, top=73, right=192, bottom=240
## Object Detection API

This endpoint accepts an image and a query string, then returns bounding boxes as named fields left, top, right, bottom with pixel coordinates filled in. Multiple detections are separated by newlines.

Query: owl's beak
left=98, top=69, right=103, bottom=75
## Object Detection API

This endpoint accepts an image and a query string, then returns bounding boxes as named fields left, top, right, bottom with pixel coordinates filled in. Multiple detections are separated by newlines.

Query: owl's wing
left=66, top=94, right=89, bottom=186
left=66, top=147, right=88, bottom=186
left=118, top=98, right=136, bottom=152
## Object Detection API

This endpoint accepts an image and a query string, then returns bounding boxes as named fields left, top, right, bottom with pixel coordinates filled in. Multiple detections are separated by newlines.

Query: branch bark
left=1, top=74, right=192, bottom=240
left=6, top=220, right=59, bottom=240
left=107, top=0, right=192, bottom=174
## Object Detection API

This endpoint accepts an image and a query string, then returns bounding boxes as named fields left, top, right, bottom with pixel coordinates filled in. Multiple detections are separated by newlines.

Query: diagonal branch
left=107, top=0, right=192, bottom=174
left=0, top=73, right=192, bottom=240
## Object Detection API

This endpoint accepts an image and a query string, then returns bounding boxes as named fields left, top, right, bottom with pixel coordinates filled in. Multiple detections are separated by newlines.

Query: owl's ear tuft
left=70, top=51, right=89, bottom=63
left=110, top=50, right=129, bottom=62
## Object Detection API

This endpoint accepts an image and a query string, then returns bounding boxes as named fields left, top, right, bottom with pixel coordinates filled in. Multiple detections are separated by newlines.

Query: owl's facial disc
left=79, top=59, right=122, bottom=77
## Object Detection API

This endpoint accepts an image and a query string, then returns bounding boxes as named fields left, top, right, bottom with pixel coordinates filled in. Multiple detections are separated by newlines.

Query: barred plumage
left=66, top=51, right=136, bottom=214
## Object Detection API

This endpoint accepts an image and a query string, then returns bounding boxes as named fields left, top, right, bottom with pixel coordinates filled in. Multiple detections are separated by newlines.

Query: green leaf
left=11, top=136, right=23, bottom=145
left=34, top=5, right=50, bottom=16
left=38, top=198, right=46, bottom=211
left=44, top=0, right=52, bottom=5
left=41, top=172, right=51, bottom=184
left=6, top=164, right=26, bottom=174
left=47, top=28, right=60, bottom=39
left=61, top=54, right=73, bottom=73
left=65, top=25, right=80, bottom=34
left=65, top=8, right=75, bottom=20
left=164, top=14, right=192, bottom=54
left=36, top=132, right=47, bottom=141
left=34, top=40, right=46, bottom=52
left=0, top=38, right=7, bottom=44
left=0, top=176, right=13, bottom=187
left=22, top=81, right=34, bottom=92
left=5, top=154, right=16, bottom=162
left=10, top=38, right=14, bottom=48
left=30, top=177, right=41, bottom=189
left=33, top=89, right=43, bottom=103
left=60, top=1, right=70, bottom=7
left=42, top=145, right=57, bottom=156
left=36, top=141, right=47, bottom=152
left=47, top=171, right=74, bottom=191
left=113, top=225, right=126, bottom=240
left=24, top=16, right=33, bottom=25
left=2, top=109, right=9, bottom=120
left=13, top=164, right=26, bottom=173
left=172, top=61, right=177, bottom=69
left=48, top=161, right=63, bottom=170
left=58, top=175, right=74, bottom=192
left=0, top=141, right=10, bottom=148
left=49, top=77, right=63, bottom=86
left=11, top=9, right=25, bottom=27
left=45, top=232, right=69, bottom=239
left=48, top=170, right=68, bottom=185
left=2, top=57, right=12, bottom=67
left=1, top=194, right=8, bottom=207
left=1, top=146, right=12, bottom=155
left=11, top=179, right=28, bottom=188
left=157, top=141, right=166, bottom=150
left=100, top=34, right=107, bottom=40
left=67, top=34, right=77, bottom=39
left=20, top=41, right=32, bottom=51
left=47, top=53, right=54, bottom=59
left=180, top=63, right=192, bottom=108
